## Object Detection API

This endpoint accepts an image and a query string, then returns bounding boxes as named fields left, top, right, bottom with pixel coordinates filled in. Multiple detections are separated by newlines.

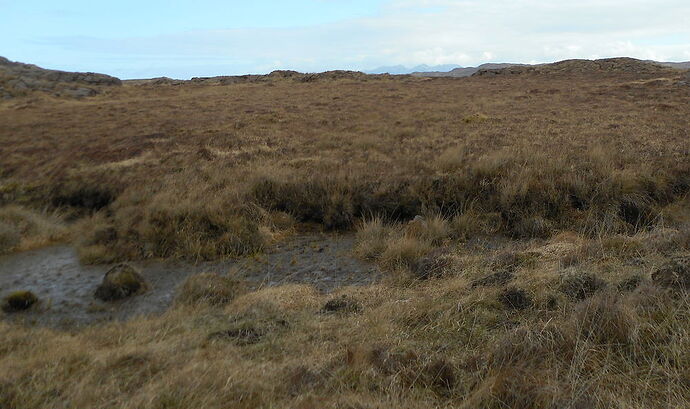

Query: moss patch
left=94, top=264, right=149, bottom=301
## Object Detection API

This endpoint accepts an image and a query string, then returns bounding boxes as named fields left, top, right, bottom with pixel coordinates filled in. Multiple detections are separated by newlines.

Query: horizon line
left=3, top=54, right=689, bottom=81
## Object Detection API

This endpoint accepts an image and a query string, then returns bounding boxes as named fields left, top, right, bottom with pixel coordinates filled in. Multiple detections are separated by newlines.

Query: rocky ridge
left=0, top=56, right=121, bottom=99
left=472, top=57, right=680, bottom=77
left=411, top=58, right=689, bottom=78
left=126, top=70, right=398, bottom=87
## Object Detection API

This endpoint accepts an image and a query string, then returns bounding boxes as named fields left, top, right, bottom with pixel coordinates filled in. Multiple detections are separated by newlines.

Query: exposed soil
left=0, top=233, right=379, bottom=329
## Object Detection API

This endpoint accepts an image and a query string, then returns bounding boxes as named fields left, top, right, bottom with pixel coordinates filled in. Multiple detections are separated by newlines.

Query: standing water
left=0, top=234, right=380, bottom=329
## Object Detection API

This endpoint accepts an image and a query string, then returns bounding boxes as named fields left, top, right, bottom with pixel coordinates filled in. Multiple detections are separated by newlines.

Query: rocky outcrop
left=267, top=70, right=302, bottom=79
left=0, top=56, right=121, bottom=99
left=411, top=59, right=689, bottom=78
left=299, top=70, right=370, bottom=82
left=124, top=77, right=185, bottom=86
left=187, top=70, right=390, bottom=86
left=473, top=58, right=676, bottom=77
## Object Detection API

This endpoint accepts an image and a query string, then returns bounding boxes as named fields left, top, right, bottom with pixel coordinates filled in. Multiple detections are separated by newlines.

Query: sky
left=1, top=0, right=689, bottom=79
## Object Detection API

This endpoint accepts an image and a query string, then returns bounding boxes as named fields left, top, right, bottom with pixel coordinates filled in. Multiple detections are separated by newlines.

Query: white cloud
left=28, top=0, right=690, bottom=78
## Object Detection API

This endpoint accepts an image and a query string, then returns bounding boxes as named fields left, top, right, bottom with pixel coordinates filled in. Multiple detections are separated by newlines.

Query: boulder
left=94, top=264, right=149, bottom=301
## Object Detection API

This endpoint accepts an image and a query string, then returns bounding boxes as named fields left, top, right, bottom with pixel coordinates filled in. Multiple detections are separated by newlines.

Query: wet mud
left=0, top=234, right=379, bottom=329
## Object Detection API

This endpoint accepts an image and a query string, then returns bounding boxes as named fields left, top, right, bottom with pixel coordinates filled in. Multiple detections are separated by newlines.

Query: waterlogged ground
left=0, top=233, right=380, bottom=329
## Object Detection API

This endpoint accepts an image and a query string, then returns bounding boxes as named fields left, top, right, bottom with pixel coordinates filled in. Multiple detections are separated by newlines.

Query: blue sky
left=1, top=0, right=689, bottom=79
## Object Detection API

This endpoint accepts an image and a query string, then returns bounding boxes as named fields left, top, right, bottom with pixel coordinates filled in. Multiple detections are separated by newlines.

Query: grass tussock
left=468, top=288, right=688, bottom=409
left=176, top=272, right=245, bottom=306
left=2, top=290, right=38, bottom=313
left=355, top=215, right=455, bottom=275
left=94, top=264, right=149, bottom=301
left=353, top=216, right=394, bottom=260
left=0, top=221, right=20, bottom=254
left=379, top=235, right=432, bottom=272
left=0, top=205, right=67, bottom=253
left=76, top=195, right=273, bottom=262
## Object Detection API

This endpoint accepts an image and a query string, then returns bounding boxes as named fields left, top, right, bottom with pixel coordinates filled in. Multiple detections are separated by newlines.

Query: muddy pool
left=0, top=234, right=380, bottom=329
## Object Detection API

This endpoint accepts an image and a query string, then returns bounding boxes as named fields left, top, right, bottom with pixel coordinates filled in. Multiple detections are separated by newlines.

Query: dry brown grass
left=0, top=244, right=687, bottom=408
left=175, top=272, right=245, bottom=306
left=0, top=205, right=67, bottom=252
left=0, top=67, right=689, bottom=408
left=1, top=69, right=688, bottom=260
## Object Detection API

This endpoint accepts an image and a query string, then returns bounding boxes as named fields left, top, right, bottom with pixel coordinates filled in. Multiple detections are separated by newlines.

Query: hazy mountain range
left=364, top=64, right=461, bottom=75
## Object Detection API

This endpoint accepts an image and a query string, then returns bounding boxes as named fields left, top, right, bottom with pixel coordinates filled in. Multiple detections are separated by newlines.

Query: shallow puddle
left=0, top=234, right=380, bottom=329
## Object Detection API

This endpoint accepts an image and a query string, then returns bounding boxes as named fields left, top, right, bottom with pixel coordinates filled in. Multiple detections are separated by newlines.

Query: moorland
left=0, top=57, right=689, bottom=408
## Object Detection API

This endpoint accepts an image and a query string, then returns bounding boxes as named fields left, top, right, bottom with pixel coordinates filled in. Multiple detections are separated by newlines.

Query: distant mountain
left=412, top=63, right=526, bottom=77
left=364, top=64, right=461, bottom=75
